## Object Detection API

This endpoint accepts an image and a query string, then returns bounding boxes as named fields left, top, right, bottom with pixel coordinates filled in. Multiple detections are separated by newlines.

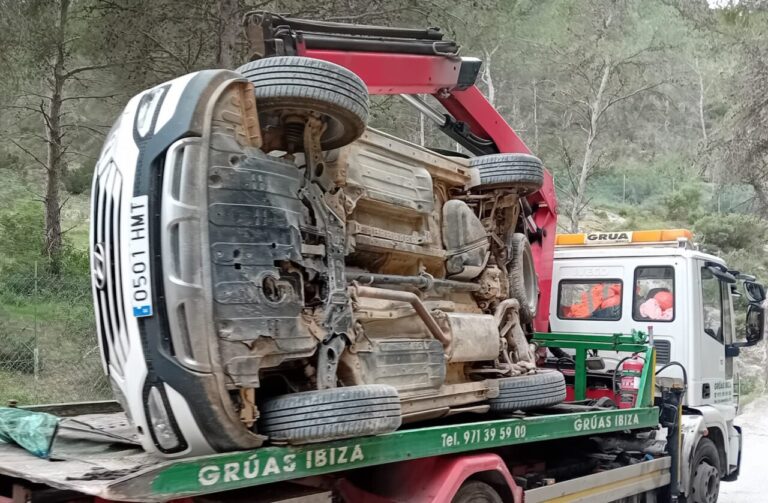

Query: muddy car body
left=90, top=58, right=564, bottom=457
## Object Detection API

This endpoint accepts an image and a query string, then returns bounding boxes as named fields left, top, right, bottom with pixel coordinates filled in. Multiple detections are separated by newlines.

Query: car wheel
left=469, top=153, right=544, bottom=195
left=260, top=384, right=401, bottom=444
left=237, top=56, right=369, bottom=151
left=507, top=232, right=538, bottom=323
left=452, top=481, right=503, bottom=503
left=490, top=369, right=566, bottom=412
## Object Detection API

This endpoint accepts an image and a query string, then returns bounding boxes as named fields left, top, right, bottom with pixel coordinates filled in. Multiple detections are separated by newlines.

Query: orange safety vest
left=566, top=283, right=620, bottom=319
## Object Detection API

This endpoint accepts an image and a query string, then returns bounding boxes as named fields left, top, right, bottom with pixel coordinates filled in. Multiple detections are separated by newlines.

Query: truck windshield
left=633, top=266, right=675, bottom=322
left=557, top=280, right=623, bottom=320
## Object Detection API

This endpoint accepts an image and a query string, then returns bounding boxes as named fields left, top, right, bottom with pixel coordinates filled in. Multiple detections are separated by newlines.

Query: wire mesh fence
left=0, top=263, right=111, bottom=405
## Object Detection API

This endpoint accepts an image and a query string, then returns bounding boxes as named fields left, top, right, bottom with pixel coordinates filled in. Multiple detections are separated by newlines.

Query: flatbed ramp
left=0, top=407, right=659, bottom=502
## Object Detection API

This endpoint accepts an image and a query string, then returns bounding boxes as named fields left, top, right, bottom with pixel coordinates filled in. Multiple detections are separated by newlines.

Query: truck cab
left=550, top=228, right=765, bottom=494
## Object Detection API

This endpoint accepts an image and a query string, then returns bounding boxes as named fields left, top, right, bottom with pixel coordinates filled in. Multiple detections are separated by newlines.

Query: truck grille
left=91, top=161, right=128, bottom=377
left=653, top=340, right=671, bottom=365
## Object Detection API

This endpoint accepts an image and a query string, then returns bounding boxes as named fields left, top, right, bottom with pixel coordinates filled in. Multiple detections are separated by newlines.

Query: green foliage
left=0, top=319, right=34, bottom=374
left=0, top=199, right=89, bottom=283
left=63, top=167, right=93, bottom=195
left=694, top=213, right=768, bottom=255
left=0, top=200, right=44, bottom=267
left=663, top=184, right=703, bottom=223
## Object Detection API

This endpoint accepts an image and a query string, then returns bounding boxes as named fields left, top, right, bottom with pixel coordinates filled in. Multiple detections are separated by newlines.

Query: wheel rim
left=692, top=461, right=719, bottom=503
left=258, top=101, right=362, bottom=151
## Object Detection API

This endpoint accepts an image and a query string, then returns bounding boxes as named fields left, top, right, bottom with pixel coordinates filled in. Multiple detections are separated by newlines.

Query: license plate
left=128, top=195, right=153, bottom=317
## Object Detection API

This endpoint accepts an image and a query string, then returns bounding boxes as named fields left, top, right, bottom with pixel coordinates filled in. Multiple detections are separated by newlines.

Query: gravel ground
left=718, top=395, right=768, bottom=502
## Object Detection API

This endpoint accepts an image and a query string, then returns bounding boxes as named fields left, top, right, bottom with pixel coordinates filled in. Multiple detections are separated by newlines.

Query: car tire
left=237, top=56, right=369, bottom=150
left=490, top=369, right=566, bottom=412
left=452, top=481, right=504, bottom=503
left=507, top=232, right=539, bottom=323
left=260, top=384, right=402, bottom=444
left=469, top=153, right=545, bottom=195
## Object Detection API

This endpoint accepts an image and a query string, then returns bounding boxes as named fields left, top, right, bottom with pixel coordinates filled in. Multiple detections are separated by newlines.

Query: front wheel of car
left=259, top=384, right=402, bottom=444
left=237, top=56, right=369, bottom=151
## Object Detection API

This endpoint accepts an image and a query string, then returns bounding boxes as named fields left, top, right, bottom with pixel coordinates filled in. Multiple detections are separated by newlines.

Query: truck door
left=695, top=264, right=733, bottom=406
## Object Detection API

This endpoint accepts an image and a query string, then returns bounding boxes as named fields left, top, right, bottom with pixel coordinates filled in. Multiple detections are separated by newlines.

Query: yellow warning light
left=555, top=229, right=693, bottom=246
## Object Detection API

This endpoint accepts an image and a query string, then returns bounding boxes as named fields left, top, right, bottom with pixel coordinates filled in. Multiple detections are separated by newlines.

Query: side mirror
left=744, top=281, right=766, bottom=303
left=744, top=303, right=764, bottom=346
left=736, top=272, right=757, bottom=282
left=706, top=264, right=736, bottom=284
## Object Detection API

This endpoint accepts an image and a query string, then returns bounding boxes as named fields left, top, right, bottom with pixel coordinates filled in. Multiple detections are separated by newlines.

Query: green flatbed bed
left=0, top=405, right=660, bottom=502
left=0, top=332, right=664, bottom=502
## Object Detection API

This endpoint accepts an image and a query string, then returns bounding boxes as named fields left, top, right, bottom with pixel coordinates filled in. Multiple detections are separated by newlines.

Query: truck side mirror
left=706, top=264, right=736, bottom=284
left=744, top=303, right=764, bottom=346
left=744, top=281, right=766, bottom=303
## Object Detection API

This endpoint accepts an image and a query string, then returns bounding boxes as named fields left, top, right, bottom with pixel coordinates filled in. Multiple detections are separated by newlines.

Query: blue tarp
left=0, top=408, right=59, bottom=458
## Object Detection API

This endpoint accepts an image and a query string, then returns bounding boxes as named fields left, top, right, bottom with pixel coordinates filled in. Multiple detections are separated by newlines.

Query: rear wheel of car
left=490, top=369, right=566, bottom=412
left=237, top=56, right=369, bottom=151
left=507, top=232, right=539, bottom=323
left=469, top=153, right=545, bottom=195
left=452, top=481, right=503, bottom=503
left=259, top=384, right=401, bottom=444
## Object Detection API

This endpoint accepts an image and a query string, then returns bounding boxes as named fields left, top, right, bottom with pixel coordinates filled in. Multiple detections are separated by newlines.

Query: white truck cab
left=550, top=229, right=766, bottom=498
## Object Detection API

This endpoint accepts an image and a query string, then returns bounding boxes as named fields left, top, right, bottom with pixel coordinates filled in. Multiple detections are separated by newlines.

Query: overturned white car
left=90, top=56, right=564, bottom=457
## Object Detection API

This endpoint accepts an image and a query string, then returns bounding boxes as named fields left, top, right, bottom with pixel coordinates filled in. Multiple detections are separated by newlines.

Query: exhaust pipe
left=350, top=285, right=452, bottom=351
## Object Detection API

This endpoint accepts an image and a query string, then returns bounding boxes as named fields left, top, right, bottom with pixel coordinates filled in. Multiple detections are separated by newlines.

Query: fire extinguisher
left=618, top=355, right=645, bottom=409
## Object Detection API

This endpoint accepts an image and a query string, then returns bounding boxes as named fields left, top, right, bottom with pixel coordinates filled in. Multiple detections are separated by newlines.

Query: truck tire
left=490, top=369, right=566, bottom=412
left=260, top=385, right=401, bottom=444
left=237, top=56, right=369, bottom=150
left=684, top=438, right=720, bottom=503
left=452, top=481, right=503, bottom=503
left=469, top=153, right=544, bottom=195
left=507, top=232, right=539, bottom=323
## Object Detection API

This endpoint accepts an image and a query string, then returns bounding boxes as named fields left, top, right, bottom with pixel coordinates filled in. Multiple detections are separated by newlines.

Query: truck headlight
left=147, top=386, right=180, bottom=450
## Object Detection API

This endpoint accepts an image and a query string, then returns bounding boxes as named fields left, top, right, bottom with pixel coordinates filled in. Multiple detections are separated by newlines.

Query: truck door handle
left=702, top=383, right=711, bottom=399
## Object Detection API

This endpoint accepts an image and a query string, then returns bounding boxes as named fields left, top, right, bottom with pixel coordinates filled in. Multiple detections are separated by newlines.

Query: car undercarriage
left=90, top=13, right=564, bottom=457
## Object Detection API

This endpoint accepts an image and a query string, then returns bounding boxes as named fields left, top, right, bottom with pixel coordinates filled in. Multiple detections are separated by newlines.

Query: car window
left=633, top=266, right=675, bottom=322
left=558, top=280, right=623, bottom=321
left=701, top=267, right=724, bottom=344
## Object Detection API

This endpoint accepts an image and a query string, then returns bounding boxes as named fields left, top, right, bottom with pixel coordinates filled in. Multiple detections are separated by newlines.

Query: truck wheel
left=452, top=481, right=503, bottom=503
left=469, top=153, right=544, bottom=195
left=686, top=438, right=720, bottom=503
left=490, top=369, right=566, bottom=412
left=507, top=232, right=538, bottom=323
left=237, top=56, right=369, bottom=151
left=260, top=385, right=401, bottom=444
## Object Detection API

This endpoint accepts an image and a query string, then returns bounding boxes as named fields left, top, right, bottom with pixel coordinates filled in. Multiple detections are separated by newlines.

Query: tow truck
left=0, top=14, right=763, bottom=503
left=550, top=229, right=766, bottom=502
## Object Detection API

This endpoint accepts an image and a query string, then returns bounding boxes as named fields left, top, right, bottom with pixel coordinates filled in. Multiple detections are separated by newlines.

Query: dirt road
left=719, top=395, right=768, bottom=502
